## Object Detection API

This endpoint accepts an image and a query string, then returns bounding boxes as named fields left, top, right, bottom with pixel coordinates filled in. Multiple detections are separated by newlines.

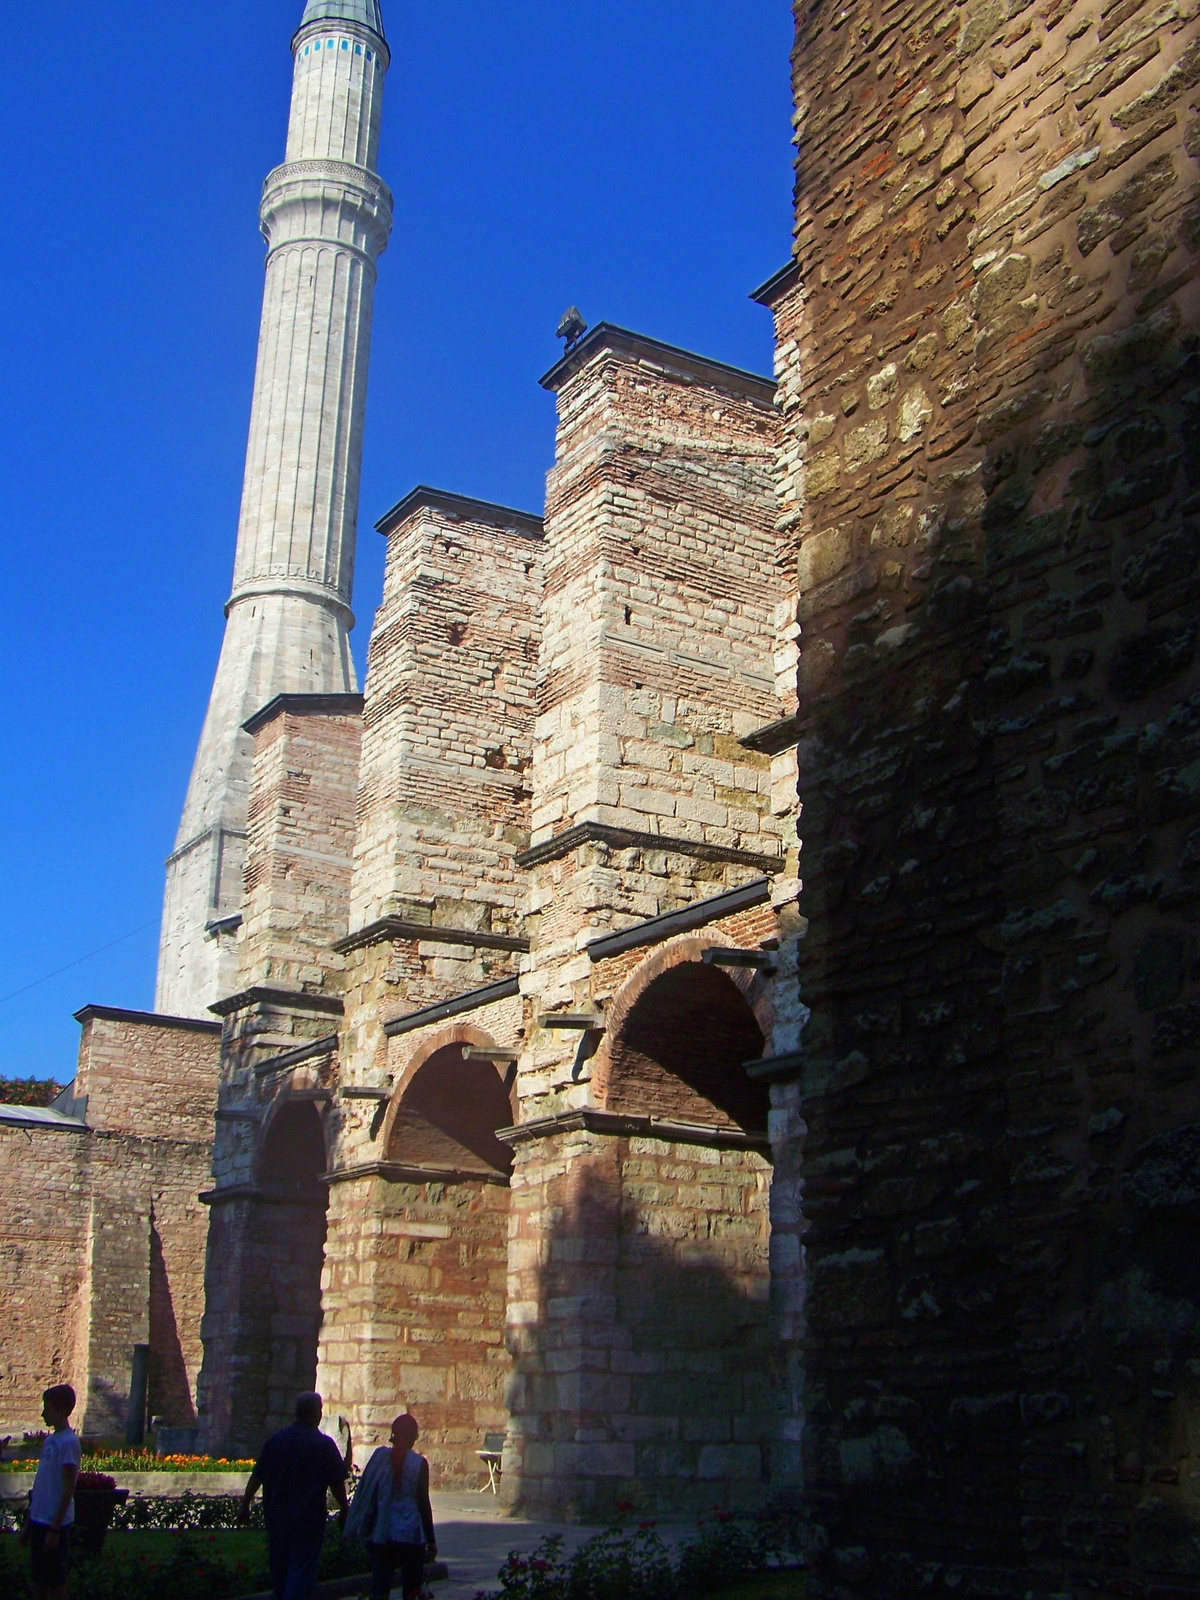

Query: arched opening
left=594, top=957, right=774, bottom=1512
left=388, top=1047, right=514, bottom=1177
left=253, top=1099, right=329, bottom=1441
left=605, top=959, right=770, bottom=1131
left=368, top=1042, right=513, bottom=1485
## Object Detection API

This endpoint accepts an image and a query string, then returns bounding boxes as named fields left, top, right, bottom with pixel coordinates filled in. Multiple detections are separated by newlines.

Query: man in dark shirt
left=240, top=1393, right=349, bottom=1600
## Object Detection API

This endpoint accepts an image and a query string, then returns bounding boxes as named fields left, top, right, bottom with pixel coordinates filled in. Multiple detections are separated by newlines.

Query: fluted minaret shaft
left=156, top=4, right=392, bottom=1018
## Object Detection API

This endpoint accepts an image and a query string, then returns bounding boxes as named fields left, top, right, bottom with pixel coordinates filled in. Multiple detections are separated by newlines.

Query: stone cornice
left=497, top=1108, right=770, bottom=1153
left=333, top=918, right=529, bottom=957
left=254, top=1034, right=340, bottom=1077
left=225, top=578, right=355, bottom=626
left=383, top=977, right=521, bottom=1038
left=744, top=1050, right=805, bottom=1083
left=583, top=877, right=773, bottom=963
left=539, top=323, right=777, bottom=404
left=738, top=714, right=799, bottom=756
left=516, top=821, right=783, bottom=874
left=749, top=260, right=801, bottom=307
left=243, top=693, right=364, bottom=737
left=74, top=1004, right=222, bottom=1035
left=375, top=486, right=544, bottom=540
left=209, top=986, right=345, bottom=1019
left=320, top=1160, right=509, bottom=1188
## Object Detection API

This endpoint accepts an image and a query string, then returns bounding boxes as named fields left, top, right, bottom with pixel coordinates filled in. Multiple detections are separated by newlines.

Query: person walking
left=345, top=1413, right=437, bottom=1600
left=240, top=1392, right=349, bottom=1600
left=19, top=1384, right=81, bottom=1600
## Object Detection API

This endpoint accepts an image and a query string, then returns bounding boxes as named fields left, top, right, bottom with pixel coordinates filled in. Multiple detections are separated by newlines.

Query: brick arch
left=256, top=1096, right=330, bottom=1190
left=381, top=1023, right=515, bottom=1175
left=593, top=932, right=772, bottom=1132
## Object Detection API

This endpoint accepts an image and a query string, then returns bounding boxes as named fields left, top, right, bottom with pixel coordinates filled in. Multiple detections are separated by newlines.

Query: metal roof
left=0, top=1103, right=87, bottom=1133
left=298, top=0, right=385, bottom=37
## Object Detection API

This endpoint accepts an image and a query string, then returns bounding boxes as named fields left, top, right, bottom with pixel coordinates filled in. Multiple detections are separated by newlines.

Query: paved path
left=423, top=1492, right=698, bottom=1599
left=424, top=1491, right=602, bottom=1598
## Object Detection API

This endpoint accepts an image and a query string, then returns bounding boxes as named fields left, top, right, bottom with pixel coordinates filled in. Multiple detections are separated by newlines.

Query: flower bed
left=3, top=1450, right=254, bottom=1474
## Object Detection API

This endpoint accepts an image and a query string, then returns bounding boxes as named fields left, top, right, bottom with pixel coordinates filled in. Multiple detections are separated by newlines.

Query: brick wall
left=0, top=1127, right=89, bottom=1432
left=239, top=697, right=362, bottom=995
left=770, top=0, right=1200, bottom=1588
left=0, top=1010, right=220, bottom=1438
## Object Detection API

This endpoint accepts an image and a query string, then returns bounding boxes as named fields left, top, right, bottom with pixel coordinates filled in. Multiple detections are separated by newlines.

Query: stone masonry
left=20, top=0, right=1200, bottom=1576
left=0, top=1008, right=221, bottom=1441
left=191, top=326, right=808, bottom=1518
left=757, top=0, right=1200, bottom=1589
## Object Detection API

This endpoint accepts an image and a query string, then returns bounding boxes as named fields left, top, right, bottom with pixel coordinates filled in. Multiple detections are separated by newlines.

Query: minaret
left=156, top=0, right=393, bottom=1018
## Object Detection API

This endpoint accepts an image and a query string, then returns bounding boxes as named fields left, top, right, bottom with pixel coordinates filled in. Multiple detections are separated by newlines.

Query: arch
left=248, top=1094, right=330, bottom=1443
left=520, top=930, right=777, bottom=1513
left=595, top=932, right=772, bottom=1133
left=382, top=1023, right=516, bottom=1176
left=341, top=1023, right=514, bottom=1485
left=258, top=1098, right=328, bottom=1190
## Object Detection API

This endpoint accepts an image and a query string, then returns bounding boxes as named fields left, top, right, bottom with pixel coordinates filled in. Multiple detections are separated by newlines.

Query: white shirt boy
left=29, top=1428, right=81, bottom=1527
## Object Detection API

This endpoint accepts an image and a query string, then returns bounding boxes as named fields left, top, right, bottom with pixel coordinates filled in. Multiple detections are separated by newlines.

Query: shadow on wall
left=505, top=955, right=783, bottom=1521
left=148, top=1217, right=196, bottom=1427
left=789, top=123, right=1200, bottom=1592
left=506, top=1158, right=780, bottom=1522
left=254, top=1100, right=329, bottom=1452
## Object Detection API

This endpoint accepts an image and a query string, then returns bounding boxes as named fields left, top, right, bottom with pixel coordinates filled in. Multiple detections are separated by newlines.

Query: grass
left=703, top=1576, right=805, bottom=1600
left=100, top=1528, right=266, bottom=1562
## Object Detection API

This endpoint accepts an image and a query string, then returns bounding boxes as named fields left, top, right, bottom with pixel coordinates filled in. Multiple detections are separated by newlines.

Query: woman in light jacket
left=345, top=1413, right=437, bottom=1600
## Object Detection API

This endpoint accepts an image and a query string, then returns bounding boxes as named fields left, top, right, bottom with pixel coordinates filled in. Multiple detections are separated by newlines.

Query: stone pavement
left=418, top=1492, right=694, bottom=1600
left=421, top=1491, right=600, bottom=1599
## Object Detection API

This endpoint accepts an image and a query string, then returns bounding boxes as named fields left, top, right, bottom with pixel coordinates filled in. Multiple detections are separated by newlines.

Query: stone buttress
left=196, top=695, right=362, bottom=1455
left=315, top=490, right=544, bottom=1484
left=498, top=325, right=803, bottom=1518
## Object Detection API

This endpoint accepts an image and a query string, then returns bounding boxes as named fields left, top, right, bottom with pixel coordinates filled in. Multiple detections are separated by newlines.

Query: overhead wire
left=0, top=919, right=158, bottom=1007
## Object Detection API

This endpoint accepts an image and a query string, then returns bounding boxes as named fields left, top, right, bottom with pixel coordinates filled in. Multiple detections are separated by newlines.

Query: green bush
left=113, top=1492, right=266, bottom=1531
left=0, top=1521, right=370, bottom=1599
left=0, top=1077, right=62, bottom=1108
left=480, top=1509, right=800, bottom=1600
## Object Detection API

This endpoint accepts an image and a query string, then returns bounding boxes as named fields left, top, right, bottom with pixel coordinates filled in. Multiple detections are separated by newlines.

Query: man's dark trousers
left=267, top=1520, right=326, bottom=1600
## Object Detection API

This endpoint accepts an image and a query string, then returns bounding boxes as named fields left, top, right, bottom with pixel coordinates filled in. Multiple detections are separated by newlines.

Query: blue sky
left=0, top=0, right=794, bottom=1082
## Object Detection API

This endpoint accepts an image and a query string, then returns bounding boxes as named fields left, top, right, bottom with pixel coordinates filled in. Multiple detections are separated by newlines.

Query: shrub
left=0, top=1521, right=371, bottom=1599
left=0, top=1078, right=62, bottom=1108
left=478, top=1508, right=799, bottom=1600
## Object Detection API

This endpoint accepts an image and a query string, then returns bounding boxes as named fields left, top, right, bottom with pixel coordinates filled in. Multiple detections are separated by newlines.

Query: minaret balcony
left=260, top=159, right=393, bottom=261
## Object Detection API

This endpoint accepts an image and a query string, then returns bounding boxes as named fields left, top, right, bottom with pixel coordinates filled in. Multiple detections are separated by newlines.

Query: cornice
left=320, top=1160, right=509, bottom=1188
left=539, top=323, right=776, bottom=404
left=383, top=977, right=521, bottom=1038
left=497, top=1108, right=770, bottom=1152
left=516, top=821, right=783, bottom=875
left=583, top=877, right=773, bottom=963
left=334, top=918, right=529, bottom=957
left=209, top=986, right=344, bottom=1019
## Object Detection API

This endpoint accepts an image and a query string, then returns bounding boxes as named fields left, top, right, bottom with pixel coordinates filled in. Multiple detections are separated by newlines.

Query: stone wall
left=0, top=1008, right=221, bottom=1440
left=0, top=1124, right=89, bottom=1431
left=196, top=696, right=362, bottom=1456
left=767, top=0, right=1200, bottom=1588
left=238, top=694, right=363, bottom=996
